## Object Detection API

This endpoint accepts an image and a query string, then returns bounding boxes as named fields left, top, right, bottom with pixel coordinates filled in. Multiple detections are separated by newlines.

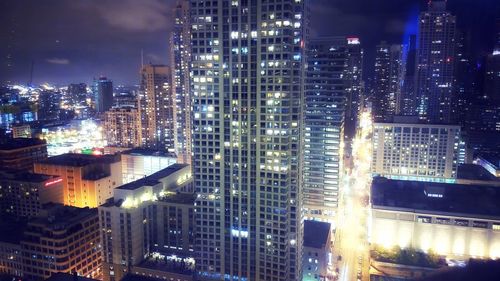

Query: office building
left=344, top=37, right=364, bottom=140
left=38, top=90, right=62, bottom=121
left=104, top=106, right=142, bottom=148
left=0, top=170, right=63, bottom=218
left=302, top=220, right=332, bottom=281
left=373, top=42, right=404, bottom=122
left=400, top=34, right=417, bottom=116
left=0, top=138, right=48, bottom=171
left=372, top=120, right=462, bottom=182
left=371, top=177, right=500, bottom=259
left=303, top=37, right=346, bottom=221
left=34, top=153, right=122, bottom=208
left=94, top=77, right=114, bottom=113
left=415, top=0, right=456, bottom=123
left=99, top=164, right=194, bottom=281
left=170, top=0, right=192, bottom=164
left=191, top=1, right=305, bottom=280
left=139, top=65, right=175, bottom=151
left=20, top=204, right=101, bottom=280
left=121, top=148, right=177, bottom=184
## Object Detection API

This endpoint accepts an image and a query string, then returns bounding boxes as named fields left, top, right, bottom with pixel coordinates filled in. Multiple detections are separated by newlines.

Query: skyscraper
left=104, top=106, right=142, bottom=148
left=303, top=37, right=346, bottom=222
left=373, top=42, right=404, bottom=122
left=170, top=0, right=192, bottom=164
left=93, top=77, right=113, bottom=113
left=400, top=34, right=417, bottom=116
left=344, top=37, right=363, bottom=140
left=415, top=0, right=456, bottom=123
left=139, top=64, right=175, bottom=151
left=190, top=1, right=305, bottom=280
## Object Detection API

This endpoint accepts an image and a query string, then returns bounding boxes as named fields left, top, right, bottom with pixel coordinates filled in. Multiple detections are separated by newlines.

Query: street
left=334, top=111, right=373, bottom=281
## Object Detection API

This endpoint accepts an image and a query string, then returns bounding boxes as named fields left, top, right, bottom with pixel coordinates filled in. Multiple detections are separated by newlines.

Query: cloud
left=86, top=0, right=173, bottom=32
left=46, top=58, right=70, bottom=65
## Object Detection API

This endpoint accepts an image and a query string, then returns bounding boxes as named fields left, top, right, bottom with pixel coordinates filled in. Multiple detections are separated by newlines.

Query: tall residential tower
left=190, top=0, right=306, bottom=280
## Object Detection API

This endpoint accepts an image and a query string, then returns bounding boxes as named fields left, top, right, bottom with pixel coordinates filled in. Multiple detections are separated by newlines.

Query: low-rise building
left=0, top=170, right=63, bottom=218
left=34, top=153, right=122, bottom=208
left=0, top=138, right=48, bottom=171
left=371, top=177, right=500, bottom=259
left=303, top=220, right=332, bottom=281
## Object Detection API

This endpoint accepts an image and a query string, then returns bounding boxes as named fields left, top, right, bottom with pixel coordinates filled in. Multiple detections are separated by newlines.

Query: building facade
left=344, top=37, right=364, bottom=141
left=104, top=106, right=142, bottom=148
left=303, top=37, right=346, bottom=222
left=372, top=121, right=461, bottom=182
left=120, top=148, right=177, bottom=184
left=139, top=65, right=175, bottom=151
left=415, top=0, right=456, bottom=123
left=171, top=0, right=193, bottom=164
left=190, top=0, right=305, bottom=280
left=34, top=153, right=122, bottom=208
left=302, top=220, right=332, bottom=281
left=0, top=138, right=48, bottom=171
left=0, top=170, right=63, bottom=218
left=373, top=42, right=404, bottom=122
left=94, top=77, right=114, bottom=114
left=371, top=177, right=500, bottom=260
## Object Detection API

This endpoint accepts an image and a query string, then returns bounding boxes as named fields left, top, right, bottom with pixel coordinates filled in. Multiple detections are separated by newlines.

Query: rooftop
left=158, top=192, right=196, bottom=205
left=29, top=203, right=97, bottom=230
left=37, top=153, right=119, bottom=167
left=0, top=169, right=58, bottom=183
left=479, top=155, right=500, bottom=169
left=122, top=148, right=176, bottom=157
left=0, top=137, right=46, bottom=151
left=371, top=177, right=500, bottom=219
left=117, top=163, right=188, bottom=190
left=303, top=220, right=331, bottom=249
left=45, top=273, right=99, bottom=281
left=457, top=164, right=499, bottom=182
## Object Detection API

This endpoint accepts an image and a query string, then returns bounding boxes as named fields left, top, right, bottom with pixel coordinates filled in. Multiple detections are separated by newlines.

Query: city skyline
left=0, top=0, right=497, bottom=85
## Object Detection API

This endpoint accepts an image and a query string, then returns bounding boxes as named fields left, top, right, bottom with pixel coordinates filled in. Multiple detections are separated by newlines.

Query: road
left=334, top=111, right=373, bottom=281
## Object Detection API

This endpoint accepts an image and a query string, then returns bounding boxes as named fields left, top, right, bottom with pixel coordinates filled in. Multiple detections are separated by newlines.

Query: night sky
left=0, top=0, right=498, bottom=85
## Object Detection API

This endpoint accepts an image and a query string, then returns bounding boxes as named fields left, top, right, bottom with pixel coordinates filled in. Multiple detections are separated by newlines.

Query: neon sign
left=44, top=178, right=63, bottom=187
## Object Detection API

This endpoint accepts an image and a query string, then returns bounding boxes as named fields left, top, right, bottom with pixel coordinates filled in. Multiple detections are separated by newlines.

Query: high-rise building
left=372, top=119, right=462, bottom=183
left=373, top=42, right=404, bottom=122
left=190, top=1, right=305, bottom=280
left=170, top=0, right=192, bottom=164
left=139, top=65, right=175, bottom=151
left=400, top=34, right=417, bottom=116
left=0, top=170, right=63, bottom=218
left=34, top=153, right=122, bottom=208
left=0, top=138, right=48, bottom=171
left=344, top=37, right=364, bottom=140
left=415, top=0, right=456, bottom=123
left=99, top=164, right=194, bottom=281
left=68, top=83, right=88, bottom=106
left=38, top=90, right=62, bottom=121
left=20, top=204, right=101, bottom=280
left=104, top=106, right=142, bottom=148
left=94, top=77, right=114, bottom=113
left=303, top=37, right=346, bottom=221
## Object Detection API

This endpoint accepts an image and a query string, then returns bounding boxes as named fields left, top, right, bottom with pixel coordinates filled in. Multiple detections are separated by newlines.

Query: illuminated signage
left=44, top=178, right=63, bottom=187
left=347, top=37, right=360, bottom=45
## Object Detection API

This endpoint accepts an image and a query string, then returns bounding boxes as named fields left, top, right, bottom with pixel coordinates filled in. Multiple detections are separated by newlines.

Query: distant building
left=371, top=177, right=500, bottom=259
left=34, top=153, right=122, bottom=208
left=0, top=138, right=48, bottom=171
left=0, top=170, right=63, bottom=218
left=373, top=42, right=404, bottom=122
left=104, top=106, right=142, bottom=148
left=11, top=124, right=31, bottom=138
left=139, top=65, right=174, bottom=151
left=372, top=121, right=462, bottom=182
left=99, top=164, right=194, bottom=281
left=94, top=77, right=114, bottom=113
left=400, top=34, right=417, bottom=116
left=304, top=37, right=347, bottom=221
left=38, top=90, right=62, bottom=121
left=120, top=148, right=177, bottom=184
left=68, top=83, right=88, bottom=106
left=170, top=0, right=192, bottom=164
left=415, top=0, right=456, bottom=123
left=302, top=220, right=332, bottom=281
left=20, top=204, right=101, bottom=280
